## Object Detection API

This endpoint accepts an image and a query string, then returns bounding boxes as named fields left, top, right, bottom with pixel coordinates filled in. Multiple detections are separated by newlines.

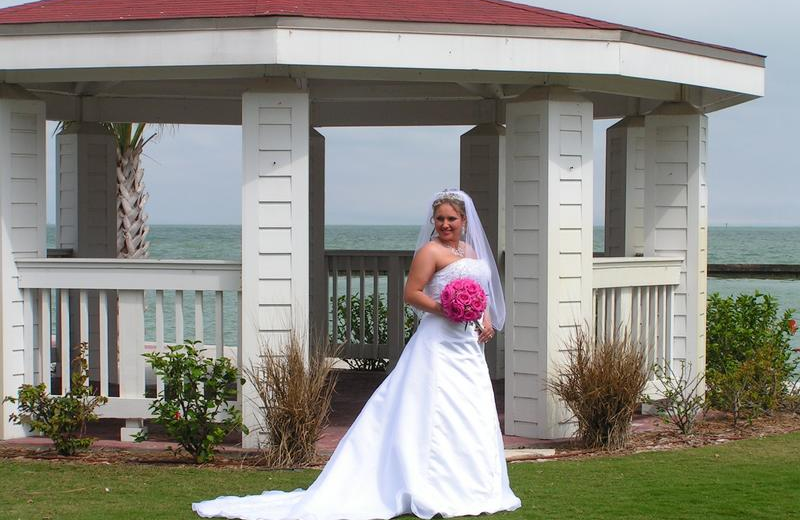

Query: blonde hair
left=431, top=193, right=466, bottom=219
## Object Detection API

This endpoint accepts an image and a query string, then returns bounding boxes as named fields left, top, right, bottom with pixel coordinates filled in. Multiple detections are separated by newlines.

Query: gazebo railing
left=592, top=257, right=683, bottom=380
left=324, top=250, right=416, bottom=364
left=15, top=259, right=242, bottom=421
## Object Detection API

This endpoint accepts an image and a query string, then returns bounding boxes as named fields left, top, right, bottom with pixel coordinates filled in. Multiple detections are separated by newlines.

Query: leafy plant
left=547, top=327, right=649, bottom=450
left=3, top=343, right=107, bottom=456
left=707, top=292, right=796, bottom=376
left=332, top=293, right=417, bottom=371
left=140, top=340, right=246, bottom=463
left=647, top=361, right=707, bottom=435
left=245, top=331, right=338, bottom=468
left=706, top=292, right=798, bottom=419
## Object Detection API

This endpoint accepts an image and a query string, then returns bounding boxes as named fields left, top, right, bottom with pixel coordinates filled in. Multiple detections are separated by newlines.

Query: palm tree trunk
left=116, top=142, right=150, bottom=259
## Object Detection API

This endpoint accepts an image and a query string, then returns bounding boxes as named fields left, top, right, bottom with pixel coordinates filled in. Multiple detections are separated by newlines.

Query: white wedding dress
left=193, top=258, right=521, bottom=520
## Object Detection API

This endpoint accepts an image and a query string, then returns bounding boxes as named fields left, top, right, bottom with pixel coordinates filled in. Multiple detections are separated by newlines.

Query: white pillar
left=55, top=122, right=118, bottom=386
left=0, top=85, right=47, bottom=439
left=504, top=86, right=594, bottom=439
left=309, top=129, right=326, bottom=344
left=644, top=102, right=708, bottom=379
left=605, top=116, right=645, bottom=257
left=241, top=84, right=310, bottom=448
left=55, top=122, right=116, bottom=258
left=459, top=123, right=505, bottom=379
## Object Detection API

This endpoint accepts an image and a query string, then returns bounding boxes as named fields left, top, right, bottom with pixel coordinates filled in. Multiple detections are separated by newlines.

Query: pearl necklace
left=438, top=238, right=464, bottom=257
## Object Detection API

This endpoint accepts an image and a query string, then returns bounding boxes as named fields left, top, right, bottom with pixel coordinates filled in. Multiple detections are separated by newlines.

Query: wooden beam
left=38, top=91, right=502, bottom=126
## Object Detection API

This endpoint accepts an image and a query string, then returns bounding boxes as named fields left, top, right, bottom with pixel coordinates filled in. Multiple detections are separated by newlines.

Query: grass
left=1, top=433, right=798, bottom=520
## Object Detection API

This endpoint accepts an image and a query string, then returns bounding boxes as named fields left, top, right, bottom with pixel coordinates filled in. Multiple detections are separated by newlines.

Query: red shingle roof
left=0, top=0, right=758, bottom=56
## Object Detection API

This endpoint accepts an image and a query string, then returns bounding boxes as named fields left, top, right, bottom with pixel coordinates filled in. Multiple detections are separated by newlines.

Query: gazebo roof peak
left=0, top=0, right=762, bottom=57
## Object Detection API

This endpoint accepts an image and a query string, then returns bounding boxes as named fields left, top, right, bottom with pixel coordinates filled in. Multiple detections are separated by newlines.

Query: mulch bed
left=517, top=410, right=800, bottom=463
left=2, top=411, right=798, bottom=468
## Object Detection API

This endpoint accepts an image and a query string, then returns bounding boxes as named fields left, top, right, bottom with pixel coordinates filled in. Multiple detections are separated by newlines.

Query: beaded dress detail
left=425, top=258, right=491, bottom=304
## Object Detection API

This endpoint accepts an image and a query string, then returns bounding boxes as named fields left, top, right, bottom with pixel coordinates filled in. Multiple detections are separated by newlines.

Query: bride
left=193, top=189, right=521, bottom=520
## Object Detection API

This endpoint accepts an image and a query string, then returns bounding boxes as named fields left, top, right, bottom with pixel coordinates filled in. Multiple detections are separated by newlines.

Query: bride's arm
left=404, top=245, right=443, bottom=316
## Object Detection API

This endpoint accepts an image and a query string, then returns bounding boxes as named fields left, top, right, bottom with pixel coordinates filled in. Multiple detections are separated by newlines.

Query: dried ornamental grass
left=245, top=332, right=338, bottom=468
left=547, top=327, right=649, bottom=450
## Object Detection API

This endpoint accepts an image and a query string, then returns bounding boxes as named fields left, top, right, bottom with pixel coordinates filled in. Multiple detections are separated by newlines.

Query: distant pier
left=709, top=264, right=800, bottom=279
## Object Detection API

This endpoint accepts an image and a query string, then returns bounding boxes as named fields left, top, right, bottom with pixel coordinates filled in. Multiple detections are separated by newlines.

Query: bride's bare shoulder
left=416, top=241, right=443, bottom=258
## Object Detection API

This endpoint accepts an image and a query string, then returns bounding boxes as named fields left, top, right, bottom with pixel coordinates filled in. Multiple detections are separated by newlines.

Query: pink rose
left=471, top=295, right=486, bottom=312
left=456, top=292, right=471, bottom=305
left=441, top=287, right=455, bottom=304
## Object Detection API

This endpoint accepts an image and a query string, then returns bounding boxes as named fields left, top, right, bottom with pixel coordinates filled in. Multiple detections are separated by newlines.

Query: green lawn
left=1, top=433, right=799, bottom=520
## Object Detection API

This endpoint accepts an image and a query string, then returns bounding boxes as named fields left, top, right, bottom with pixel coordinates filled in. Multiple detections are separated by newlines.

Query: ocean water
left=46, top=226, right=800, bottom=349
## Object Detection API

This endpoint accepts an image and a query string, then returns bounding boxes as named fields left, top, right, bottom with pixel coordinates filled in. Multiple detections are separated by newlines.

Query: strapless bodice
left=424, top=257, right=491, bottom=303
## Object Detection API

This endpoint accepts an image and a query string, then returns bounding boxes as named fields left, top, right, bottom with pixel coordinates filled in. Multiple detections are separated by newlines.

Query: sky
left=1, top=0, right=796, bottom=226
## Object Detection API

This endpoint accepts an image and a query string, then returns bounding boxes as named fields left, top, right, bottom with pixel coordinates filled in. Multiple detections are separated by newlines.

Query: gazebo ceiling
left=0, top=0, right=765, bottom=125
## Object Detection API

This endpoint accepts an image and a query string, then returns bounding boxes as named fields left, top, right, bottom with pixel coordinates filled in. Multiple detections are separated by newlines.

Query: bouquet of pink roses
left=440, top=278, right=487, bottom=332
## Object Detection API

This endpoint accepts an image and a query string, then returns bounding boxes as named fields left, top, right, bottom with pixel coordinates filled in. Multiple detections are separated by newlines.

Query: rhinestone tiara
left=433, top=189, right=463, bottom=204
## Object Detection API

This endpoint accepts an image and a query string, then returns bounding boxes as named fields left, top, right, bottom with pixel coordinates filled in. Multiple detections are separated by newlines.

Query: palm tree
left=108, top=123, right=155, bottom=259
left=55, top=121, right=156, bottom=259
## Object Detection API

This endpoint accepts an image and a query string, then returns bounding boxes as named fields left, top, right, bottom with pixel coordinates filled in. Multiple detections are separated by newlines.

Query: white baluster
left=79, top=290, right=89, bottom=346
left=665, top=285, right=674, bottom=368
left=155, top=290, right=165, bottom=395
left=39, top=289, right=51, bottom=392
left=22, top=288, right=35, bottom=385
left=195, top=290, right=205, bottom=345
left=60, top=289, right=70, bottom=394
left=175, top=290, right=184, bottom=344
left=98, top=290, right=109, bottom=397
left=648, top=286, right=657, bottom=368
left=215, top=291, right=224, bottom=359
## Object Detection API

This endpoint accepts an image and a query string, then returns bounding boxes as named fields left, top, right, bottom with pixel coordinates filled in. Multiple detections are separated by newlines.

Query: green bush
left=332, top=294, right=417, bottom=371
left=3, top=343, right=107, bottom=456
left=706, top=292, right=797, bottom=421
left=140, top=340, right=247, bottom=463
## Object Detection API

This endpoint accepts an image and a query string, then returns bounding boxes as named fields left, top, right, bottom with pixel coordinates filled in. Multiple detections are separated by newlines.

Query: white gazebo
left=0, top=0, right=764, bottom=446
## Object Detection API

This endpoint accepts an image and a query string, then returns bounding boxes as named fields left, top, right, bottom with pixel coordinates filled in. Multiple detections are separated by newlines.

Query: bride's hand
left=477, top=316, right=494, bottom=343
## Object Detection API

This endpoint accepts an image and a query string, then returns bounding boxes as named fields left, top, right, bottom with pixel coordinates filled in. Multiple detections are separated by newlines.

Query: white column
left=504, top=86, right=594, bottom=439
left=55, top=122, right=118, bottom=385
left=605, top=116, right=645, bottom=257
left=55, top=122, right=116, bottom=258
left=309, top=129, right=326, bottom=343
left=459, top=123, right=505, bottom=379
left=644, top=102, right=708, bottom=380
left=241, top=84, right=310, bottom=448
left=0, top=85, right=47, bottom=439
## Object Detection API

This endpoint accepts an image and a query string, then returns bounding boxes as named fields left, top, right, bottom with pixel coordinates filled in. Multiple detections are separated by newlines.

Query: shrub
left=647, top=361, right=706, bottom=435
left=706, top=292, right=797, bottom=418
left=3, top=343, right=107, bottom=456
left=141, top=340, right=247, bottom=463
left=245, top=331, right=338, bottom=468
left=547, top=327, right=649, bottom=450
left=782, top=377, right=800, bottom=414
left=333, top=294, right=416, bottom=371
